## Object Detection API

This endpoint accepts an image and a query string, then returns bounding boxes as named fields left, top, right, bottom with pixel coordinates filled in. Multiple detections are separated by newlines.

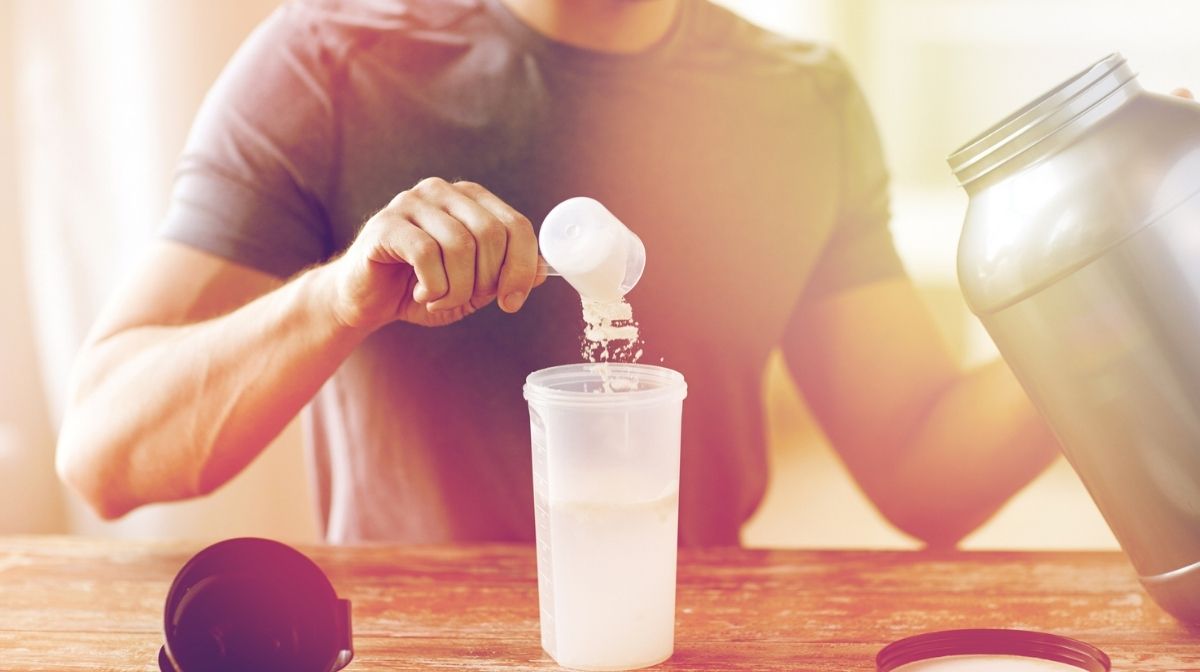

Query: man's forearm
left=58, top=264, right=365, bottom=518
left=890, top=360, right=1060, bottom=546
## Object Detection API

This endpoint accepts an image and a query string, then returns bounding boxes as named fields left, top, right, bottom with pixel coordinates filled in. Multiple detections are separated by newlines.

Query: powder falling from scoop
left=581, top=297, right=643, bottom=392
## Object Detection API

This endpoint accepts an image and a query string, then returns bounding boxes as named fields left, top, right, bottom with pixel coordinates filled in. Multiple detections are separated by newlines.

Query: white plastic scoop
left=537, top=197, right=645, bottom=302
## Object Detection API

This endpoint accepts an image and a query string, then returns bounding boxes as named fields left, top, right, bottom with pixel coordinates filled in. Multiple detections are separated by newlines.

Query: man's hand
left=328, top=178, right=542, bottom=330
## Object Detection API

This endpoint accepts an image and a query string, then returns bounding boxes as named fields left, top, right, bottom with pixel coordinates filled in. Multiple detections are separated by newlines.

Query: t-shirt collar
left=480, top=0, right=691, bottom=71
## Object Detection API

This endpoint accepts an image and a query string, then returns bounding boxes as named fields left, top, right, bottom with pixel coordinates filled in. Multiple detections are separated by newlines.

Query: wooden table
left=1, top=537, right=1197, bottom=671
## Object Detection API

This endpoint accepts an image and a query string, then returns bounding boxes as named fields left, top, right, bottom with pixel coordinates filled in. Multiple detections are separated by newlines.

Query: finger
left=438, top=184, right=508, bottom=301
left=399, top=193, right=477, bottom=311
left=369, top=211, right=447, bottom=304
left=456, top=182, right=539, bottom=312
left=1172, top=87, right=1194, bottom=100
left=496, top=217, right=538, bottom=311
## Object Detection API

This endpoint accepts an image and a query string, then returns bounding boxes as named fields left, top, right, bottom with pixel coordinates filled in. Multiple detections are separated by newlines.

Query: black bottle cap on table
left=158, top=537, right=353, bottom=672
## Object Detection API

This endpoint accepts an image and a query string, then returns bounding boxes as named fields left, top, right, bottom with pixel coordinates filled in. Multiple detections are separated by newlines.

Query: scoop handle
left=537, top=259, right=561, bottom=278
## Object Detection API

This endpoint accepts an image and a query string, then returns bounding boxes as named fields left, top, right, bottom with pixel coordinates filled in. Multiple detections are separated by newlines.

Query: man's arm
left=782, top=276, right=1059, bottom=548
left=58, top=242, right=350, bottom=518
left=58, top=179, right=540, bottom=519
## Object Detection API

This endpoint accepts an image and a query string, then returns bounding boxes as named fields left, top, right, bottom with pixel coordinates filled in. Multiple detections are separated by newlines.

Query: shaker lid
left=159, top=537, right=354, bottom=672
left=876, top=629, right=1111, bottom=671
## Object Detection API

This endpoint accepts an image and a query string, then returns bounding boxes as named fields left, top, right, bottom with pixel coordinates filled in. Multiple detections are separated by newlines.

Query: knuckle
left=501, top=212, right=534, bottom=237
left=454, top=180, right=482, bottom=193
left=479, top=220, right=506, bottom=248
left=415, top=176, right=448, bottom=193
left=388, top=189, right=415, bottom=208
left=363, top=211, right=398, bottom=239
left=447, top=230, right=476, bottom=254
left=507, top=211, right=532, bottom=229
left=460, top=235, right=479, bottom=255
left=409, top=237, right=440, bottom=265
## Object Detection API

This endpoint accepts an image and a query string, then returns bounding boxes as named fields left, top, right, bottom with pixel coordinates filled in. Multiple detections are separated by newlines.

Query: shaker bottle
left=950, top=53, right=1200, bottom=622
left=524, top=363, right=687, bottom=670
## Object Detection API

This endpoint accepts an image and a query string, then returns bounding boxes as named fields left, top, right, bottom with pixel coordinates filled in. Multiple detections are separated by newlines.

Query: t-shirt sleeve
left=802, top=53, right=905, bottom=300
left=160, top=4, right=336, bottom=279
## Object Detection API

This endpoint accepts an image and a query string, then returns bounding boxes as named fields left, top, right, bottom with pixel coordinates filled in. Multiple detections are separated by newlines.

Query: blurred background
left=1, top=0, right=1197, bottom=547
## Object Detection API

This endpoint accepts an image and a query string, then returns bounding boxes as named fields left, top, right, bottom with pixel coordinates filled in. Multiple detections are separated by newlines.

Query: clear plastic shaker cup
left=538, top=197, right=646, bottom=301
left=524, top=364, right=687, bottom=671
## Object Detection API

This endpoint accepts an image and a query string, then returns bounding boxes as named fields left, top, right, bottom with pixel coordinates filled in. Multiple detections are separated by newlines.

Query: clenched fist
left=327, top=178, right=543, bottom=330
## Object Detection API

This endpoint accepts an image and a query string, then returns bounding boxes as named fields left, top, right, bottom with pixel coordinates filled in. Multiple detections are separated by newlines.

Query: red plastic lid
left=877, top=629, right=1111, bottom=671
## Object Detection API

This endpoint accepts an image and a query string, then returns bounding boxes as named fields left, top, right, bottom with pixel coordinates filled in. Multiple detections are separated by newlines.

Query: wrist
left=302, top=261, right=378, bottom=340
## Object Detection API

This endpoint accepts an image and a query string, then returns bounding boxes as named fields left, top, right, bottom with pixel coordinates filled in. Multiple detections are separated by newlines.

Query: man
left=57, top=0, right=1062, bottom=546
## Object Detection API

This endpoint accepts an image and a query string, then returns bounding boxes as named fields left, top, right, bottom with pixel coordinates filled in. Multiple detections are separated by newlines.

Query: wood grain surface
left=0, top=536, right=1197, bottom=671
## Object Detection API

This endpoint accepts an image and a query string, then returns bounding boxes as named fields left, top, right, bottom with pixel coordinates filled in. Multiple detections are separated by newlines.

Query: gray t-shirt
left=162, top=0, right=903, bottom=544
